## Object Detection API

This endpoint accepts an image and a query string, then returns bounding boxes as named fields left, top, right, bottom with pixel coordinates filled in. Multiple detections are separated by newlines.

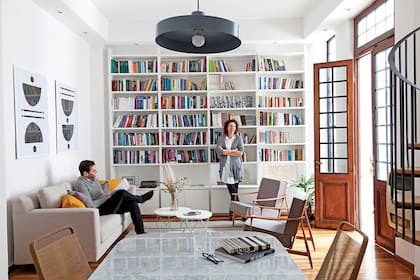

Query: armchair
left=244, top=190, right=313, bottom=268
left=230, top=178, right=288, bottom=226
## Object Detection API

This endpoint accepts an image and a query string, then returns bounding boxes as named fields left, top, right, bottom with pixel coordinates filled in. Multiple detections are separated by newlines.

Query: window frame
left=354, top=0, right=394, bottom=57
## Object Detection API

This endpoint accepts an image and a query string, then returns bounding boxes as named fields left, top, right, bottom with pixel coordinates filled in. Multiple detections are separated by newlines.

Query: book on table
left=219, top=236, right=271, bottom=254
left=214, top=247, right=275, bottom=264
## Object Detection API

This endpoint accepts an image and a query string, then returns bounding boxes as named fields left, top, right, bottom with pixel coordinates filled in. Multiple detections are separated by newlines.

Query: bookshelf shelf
left=108, top=48, right=307, bottom=214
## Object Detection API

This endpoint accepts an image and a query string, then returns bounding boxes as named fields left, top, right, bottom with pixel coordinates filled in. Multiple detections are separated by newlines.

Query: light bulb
left=192, top=34, right=205, bottom=47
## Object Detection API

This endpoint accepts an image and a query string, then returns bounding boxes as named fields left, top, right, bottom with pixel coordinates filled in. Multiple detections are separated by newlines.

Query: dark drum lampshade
left=155, top=2, right=241, bottom=54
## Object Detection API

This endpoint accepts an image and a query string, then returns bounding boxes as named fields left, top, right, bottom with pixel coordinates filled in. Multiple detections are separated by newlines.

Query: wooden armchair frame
left=244, top=196, right=313, bottom=268
left=29, top=225, right=92, bottom=280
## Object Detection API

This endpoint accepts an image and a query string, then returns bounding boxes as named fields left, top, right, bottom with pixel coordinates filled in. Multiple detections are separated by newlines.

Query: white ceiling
left=89, top=0, right=316, bottom=22
left=34, top=0, right=375, bottom=44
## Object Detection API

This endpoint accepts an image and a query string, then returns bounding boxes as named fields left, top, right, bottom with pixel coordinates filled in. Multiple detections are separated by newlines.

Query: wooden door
left=371, top=39, right=395, bottom=252
left=314, top=60, right=355, bottom=229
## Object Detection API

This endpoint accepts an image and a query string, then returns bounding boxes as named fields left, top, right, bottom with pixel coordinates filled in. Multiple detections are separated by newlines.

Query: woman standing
left=216, top=119, right=244, bottom=203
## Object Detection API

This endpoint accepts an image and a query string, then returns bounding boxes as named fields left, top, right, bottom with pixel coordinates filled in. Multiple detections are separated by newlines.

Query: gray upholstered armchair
left=230, top=177, right=288, bottom=226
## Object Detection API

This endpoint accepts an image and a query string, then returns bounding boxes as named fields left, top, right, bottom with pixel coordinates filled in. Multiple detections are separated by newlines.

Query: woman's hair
left=223, top=119, right=239, bottom=135
left=79, top=160, right=95, bottom=175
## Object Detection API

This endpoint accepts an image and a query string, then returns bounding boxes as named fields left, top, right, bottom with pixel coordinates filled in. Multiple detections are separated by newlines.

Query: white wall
left=0, top=0, right=7, bottom=277
left=0, top=0, right=104, bottom=269
left=334, top=20, right=354, bottom=61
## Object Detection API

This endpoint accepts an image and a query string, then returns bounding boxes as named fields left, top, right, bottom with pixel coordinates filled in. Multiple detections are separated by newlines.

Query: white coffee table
left=154, top=207, right=191, bottom=230
left=176, top=209, right=212, bottom=231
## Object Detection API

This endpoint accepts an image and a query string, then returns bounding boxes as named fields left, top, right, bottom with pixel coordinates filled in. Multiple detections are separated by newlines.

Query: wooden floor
left=9, top=221, right=414, bottom=280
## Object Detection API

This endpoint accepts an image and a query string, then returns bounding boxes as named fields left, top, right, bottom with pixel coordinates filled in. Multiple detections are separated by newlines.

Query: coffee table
left=88, top=231, right=306, bottom=279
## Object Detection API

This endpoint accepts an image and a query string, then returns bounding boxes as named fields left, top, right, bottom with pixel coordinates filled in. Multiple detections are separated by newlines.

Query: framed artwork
left=13, top=66, right=49, bottom=158
left=55, top=82, right=78, bottom=152
left=122, top=176, right=136, bottom=185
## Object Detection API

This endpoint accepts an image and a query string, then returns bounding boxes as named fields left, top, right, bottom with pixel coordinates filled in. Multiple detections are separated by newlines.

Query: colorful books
left=214, top=247, right=275, bottom=264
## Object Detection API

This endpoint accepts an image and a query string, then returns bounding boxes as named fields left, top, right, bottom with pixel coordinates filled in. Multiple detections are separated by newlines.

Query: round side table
left=176, top=209, right=213, bottom=232
left=154, top=207, right=191, bottom=230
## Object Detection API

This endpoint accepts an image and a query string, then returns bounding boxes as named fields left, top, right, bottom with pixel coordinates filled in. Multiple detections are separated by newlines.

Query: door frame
left=314, top=59, right=355, bottom=229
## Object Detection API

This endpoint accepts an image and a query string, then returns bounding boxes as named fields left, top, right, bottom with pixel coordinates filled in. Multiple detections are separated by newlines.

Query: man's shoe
left=137, top=190, right=154, bottom=203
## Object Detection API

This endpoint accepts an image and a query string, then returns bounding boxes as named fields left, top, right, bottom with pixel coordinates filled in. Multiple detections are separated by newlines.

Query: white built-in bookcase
left=107, top=46, right=308, bottom=215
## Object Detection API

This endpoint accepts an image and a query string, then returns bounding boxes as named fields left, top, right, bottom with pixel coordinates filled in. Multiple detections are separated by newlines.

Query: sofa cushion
left=38, top=183, right=70, bottom=208
left=61, top=194, right=86, bottom=208
left=67, top=190, right=95, bottom=208
left=100, top=214, right=122, bottom=243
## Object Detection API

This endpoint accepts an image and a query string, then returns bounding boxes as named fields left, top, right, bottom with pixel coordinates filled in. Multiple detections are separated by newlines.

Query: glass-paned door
left=314, top=60, right=355, bottom=229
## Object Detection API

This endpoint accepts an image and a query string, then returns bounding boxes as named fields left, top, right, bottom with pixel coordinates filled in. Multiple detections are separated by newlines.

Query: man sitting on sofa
left=74, top=160, right=153, bottom=234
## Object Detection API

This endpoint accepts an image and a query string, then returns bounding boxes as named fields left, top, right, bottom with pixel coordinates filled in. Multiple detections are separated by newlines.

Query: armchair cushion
left=245, top=218, right=286, bottom=234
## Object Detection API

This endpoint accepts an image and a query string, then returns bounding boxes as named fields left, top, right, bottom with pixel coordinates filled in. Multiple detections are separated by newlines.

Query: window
left=356, top=0, right=394, bottom=48
left=327, top=36, right=336, bottom=62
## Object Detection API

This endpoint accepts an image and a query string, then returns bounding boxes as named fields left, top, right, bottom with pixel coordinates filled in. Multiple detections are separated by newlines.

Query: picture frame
left=122, top=176, right=136, bottom=186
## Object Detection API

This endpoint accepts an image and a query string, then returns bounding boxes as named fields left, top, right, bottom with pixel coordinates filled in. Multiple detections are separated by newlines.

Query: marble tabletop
left=88, top=230, right=307, bottom=280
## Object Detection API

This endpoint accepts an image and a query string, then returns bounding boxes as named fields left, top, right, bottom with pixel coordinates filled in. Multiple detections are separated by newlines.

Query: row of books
left=259, top=77, right=304, bottom=90
left=161, top=77, right=207, bottom=91
left=113, top=132, right=159, bottom=146
left=259, top=148, right=303, bottom=161
left=259, top=131, right=291, bottom=144
left=110, top=59, right=157, bottom=74
left=111, top=79, right=157, bottom=92
left=162, top=113, right=207, bottom=128
left=259, top=112, right=303, bottom=126
left=113, top=114, right=158, bottom=128
left=162, top=149, right=208, bottom=163
left=113, top=150, right=158, bottom=164
left=258, top=58, right=286, bottom=71
left=209, top=131, right=256, bottom=145
left=211, top=112, right=257, bottom=127
left=161, top=131, right=207, bottom=145
left=210, top=150, right=249, bottom=162
left=161, top=95, right=207, bottom=109
left=258, top=96, right=304, bottom=108
left=208, top=59, right=232, bottom=72
left=209, top=96, right=253, bottom=109
left=113, top=96, right=158, bottom=110
left=160, top=58, right=206, bottom=73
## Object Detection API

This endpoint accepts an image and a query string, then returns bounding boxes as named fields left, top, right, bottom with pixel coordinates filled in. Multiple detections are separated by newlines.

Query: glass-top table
left=89, top=230, right=306, bottom=279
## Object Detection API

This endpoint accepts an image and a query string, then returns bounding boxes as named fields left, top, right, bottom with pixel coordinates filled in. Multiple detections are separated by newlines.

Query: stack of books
left=214, top=236, right=275, bottom=263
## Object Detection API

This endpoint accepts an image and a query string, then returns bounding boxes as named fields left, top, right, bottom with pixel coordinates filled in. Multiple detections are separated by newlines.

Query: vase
left=170, top=192, right=178, bottom=210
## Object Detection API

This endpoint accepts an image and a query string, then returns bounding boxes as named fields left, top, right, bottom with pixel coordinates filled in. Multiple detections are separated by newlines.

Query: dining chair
left=315, top=221, right=368, bottom=280
left=244, top=190, right=313, bottom=268
left=29, top=225, right=92, bottom=280
left=230, top=177, right=288, bottom=226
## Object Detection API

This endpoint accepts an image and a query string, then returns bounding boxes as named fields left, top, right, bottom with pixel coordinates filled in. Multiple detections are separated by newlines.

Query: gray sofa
left=12, top=182, right=132, bottom=265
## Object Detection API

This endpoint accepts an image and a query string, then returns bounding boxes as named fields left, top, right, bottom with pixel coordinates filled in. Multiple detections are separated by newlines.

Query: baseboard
left=394, top=254, right=414, bottom=271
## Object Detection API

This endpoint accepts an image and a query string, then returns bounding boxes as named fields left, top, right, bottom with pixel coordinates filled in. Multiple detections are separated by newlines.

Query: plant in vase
left=291, top=174, right=315, bottom=221
left=161, top=164, right=185, bottom=210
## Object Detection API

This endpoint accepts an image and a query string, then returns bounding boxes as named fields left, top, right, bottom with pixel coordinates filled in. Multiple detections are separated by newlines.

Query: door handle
left=314, top=160, right=322, bottom=166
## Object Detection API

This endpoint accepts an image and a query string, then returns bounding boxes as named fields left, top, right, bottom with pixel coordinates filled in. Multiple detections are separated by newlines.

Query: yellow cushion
left=107, top=178, right=121, bottom=192
left=61, top=194, right=86, bottom=208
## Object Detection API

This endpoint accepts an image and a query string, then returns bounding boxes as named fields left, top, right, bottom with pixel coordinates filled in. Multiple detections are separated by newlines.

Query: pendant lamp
left=155, top=0, right=241, bottom=53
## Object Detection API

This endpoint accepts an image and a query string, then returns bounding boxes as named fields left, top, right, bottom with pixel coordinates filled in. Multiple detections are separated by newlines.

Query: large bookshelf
left=108, top=47, right=307, bottom=214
